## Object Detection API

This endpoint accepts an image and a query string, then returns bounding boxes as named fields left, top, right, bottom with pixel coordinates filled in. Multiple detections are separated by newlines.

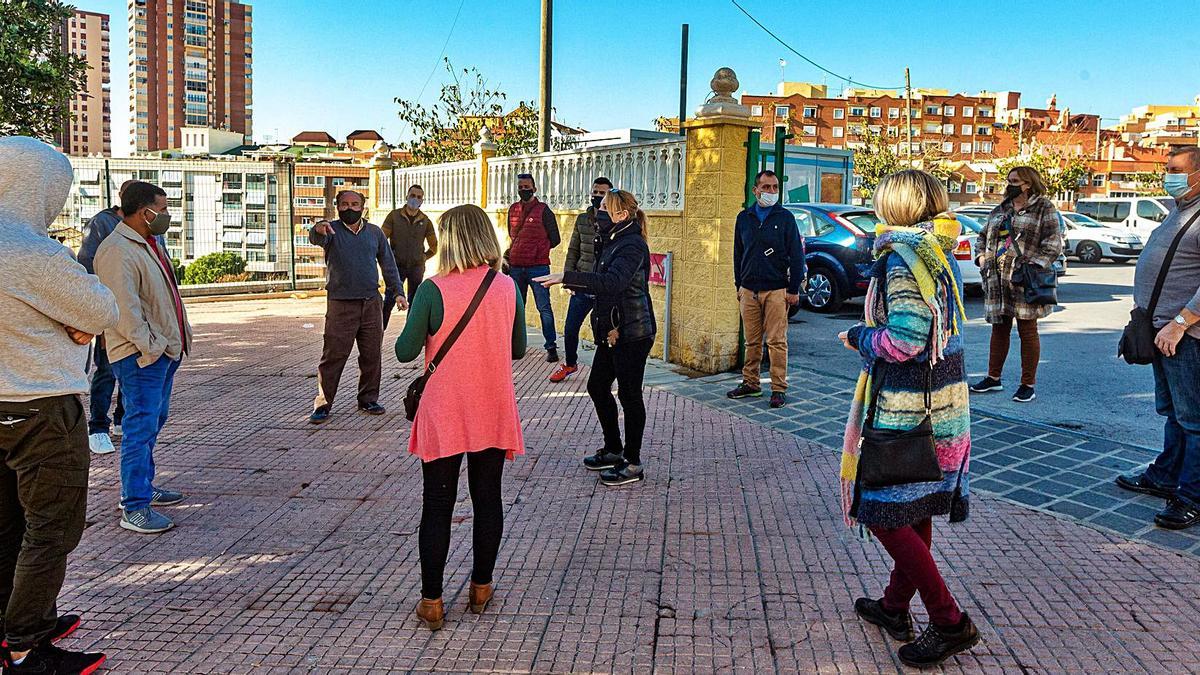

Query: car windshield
left=839, top=211, right=881, bottom=232
left=1066, top=213, right=1105, bottom=228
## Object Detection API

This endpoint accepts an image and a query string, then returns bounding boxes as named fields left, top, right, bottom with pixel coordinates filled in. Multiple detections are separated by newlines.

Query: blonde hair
left=437, top=204, right=503, bottom=275
left=873, top=169, right=950, bottom=227
left=601, top=188, right=648, bottom=240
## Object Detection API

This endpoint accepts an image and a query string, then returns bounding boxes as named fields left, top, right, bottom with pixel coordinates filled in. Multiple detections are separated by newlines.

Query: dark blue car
left=786, top=203, right=881, bottom=314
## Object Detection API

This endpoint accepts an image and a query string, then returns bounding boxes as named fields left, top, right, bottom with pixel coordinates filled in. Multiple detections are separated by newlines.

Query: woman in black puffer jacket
left=536, top=188, right=656, bottom=486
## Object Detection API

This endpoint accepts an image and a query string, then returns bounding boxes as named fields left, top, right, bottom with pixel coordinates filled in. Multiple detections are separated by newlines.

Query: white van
left=1074, top=197, right=1172, bottom=237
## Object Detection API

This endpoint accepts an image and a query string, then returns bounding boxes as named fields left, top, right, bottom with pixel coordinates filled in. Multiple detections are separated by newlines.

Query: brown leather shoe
left=468, top=582, right=494, bottom=614
left=416, top=597, right=444, bottom=630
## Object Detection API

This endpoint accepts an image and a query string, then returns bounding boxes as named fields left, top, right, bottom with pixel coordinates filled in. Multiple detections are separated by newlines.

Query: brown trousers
left=314, top=296, right=384, bottom=410
left=988, top=316, right=1040, bottom=386
left=740, top=288, right=790, bottom=392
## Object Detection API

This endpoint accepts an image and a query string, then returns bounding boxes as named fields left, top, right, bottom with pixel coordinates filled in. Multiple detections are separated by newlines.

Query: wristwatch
left=1175, top=315, right=1188, bottom=327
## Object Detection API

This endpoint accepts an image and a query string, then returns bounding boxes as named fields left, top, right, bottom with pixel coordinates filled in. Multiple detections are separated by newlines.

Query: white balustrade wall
left=376, top=159, right=479, bottom=211
left=486, top=139, right=686, bottom=212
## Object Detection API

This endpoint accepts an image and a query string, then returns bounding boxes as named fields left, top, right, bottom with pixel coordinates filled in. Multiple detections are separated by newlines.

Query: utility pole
left=538, top=0, right=553, bottom=153
left=904, top=67, right=913, bottom=166
left=678, top=24, right=689, bottom=135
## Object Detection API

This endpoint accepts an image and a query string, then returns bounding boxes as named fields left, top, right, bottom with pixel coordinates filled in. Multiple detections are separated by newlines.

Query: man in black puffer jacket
left=727, top=170, right=805, bottom=409
left=551, top=177, right=612, bottom=383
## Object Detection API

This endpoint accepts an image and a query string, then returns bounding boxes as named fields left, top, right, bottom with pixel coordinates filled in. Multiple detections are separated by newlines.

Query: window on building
left=294, top=175, right=325, bottom=187
left=978, top=141, right=993, bottom=153
left=1092, top=173, right=1105, bottom=187
left=960, top=142, right=972, bottom=153
left=942, top=141, right=954, bottom=153
left=963, top=106, right=974, bottom=117
left=850, top=106, right=865, bottom=117
left=949, top=179, right=962, bottom=192
left=832, top=127, right=844, bottom=138
left=751, top=105, right=763, bottom=117
left=978, top=107, right=993, bottom=117
left=294, top=197, right=326, bottom=208
left=961, top=124, right=972, bottom=135
left=942, top=123, right=954, bottom=135
left=775, top=105, right=789, bottom=117
left=965, top=182, right=979, bottom=194
left=944, top=105, right=956, bottom=116
left=976, top=126, right=991, bottom=136
left=925, top=104, right=941, bottom=115
left=887, top=127, right=899, bottom=137
left=833, top=108, right=845, bottom=119
left=803, top=125, right=817, bottom=136
left=888, top=108, right=900, bottom=119
left=803, top=106, right=817, bottom=118
left=869, top=107, right=881, bottom=118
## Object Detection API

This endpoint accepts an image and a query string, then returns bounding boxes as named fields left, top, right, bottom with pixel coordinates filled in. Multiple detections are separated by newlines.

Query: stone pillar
left=674, top=68, right=758, bottom=373
left=474, top=126, right=496, bottom=208
left=368, top=140, right=396, bottom=213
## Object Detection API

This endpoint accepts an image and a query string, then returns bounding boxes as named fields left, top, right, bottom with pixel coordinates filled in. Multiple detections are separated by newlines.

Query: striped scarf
left=839, top=214, right=966, bottom=527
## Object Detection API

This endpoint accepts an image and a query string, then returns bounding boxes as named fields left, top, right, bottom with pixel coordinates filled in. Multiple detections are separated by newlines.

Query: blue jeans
left=112, top=355, right=180, bottom=511
left=1146, top=335, right=1200, bottom=508
left=510, top=265, right=557, bottom=351
left=88, top=340, right=123, bottom=435
left=563, top=293, right=595, bottom=366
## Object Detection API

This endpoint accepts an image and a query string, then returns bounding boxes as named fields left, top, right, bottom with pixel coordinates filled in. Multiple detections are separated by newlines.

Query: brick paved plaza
left=62, top=297, right=1200, bottom=673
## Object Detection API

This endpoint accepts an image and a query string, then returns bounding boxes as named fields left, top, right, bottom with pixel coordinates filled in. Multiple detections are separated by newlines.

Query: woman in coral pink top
left=395, top=204, right=527, bottom=630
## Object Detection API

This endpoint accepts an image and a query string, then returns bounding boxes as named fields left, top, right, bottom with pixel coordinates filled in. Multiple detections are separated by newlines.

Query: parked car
left=1075, top=196, right=1171, bottom=238
left=954, top=205, right=1068, bottom=277
left=952, top=213, right=983, bottom=290
left=786, top=203, right=880, bottom=314
left=1060, top=211, right=1144, bottom=263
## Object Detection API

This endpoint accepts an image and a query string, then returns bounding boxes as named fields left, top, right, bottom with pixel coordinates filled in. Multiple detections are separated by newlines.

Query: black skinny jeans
left=419, top=448, right=506, bottom=600
left=587, top=336, right=653, bottom=465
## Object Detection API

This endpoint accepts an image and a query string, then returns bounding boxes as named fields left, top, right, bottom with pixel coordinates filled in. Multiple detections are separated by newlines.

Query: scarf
left=839, top=214, right=967, bottom=527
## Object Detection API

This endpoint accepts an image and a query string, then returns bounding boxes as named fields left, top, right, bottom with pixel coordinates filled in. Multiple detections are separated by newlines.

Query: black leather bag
left=404, top=269, right=497, bottom=421
left=1018, top=262, right=1058, bottom=306
left=857, top=363, right=944, bottom=489
left=1118, top=209, right=1200, bottom=365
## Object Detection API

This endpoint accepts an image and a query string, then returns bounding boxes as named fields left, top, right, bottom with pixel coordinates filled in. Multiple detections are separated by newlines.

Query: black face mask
left=594, top=209, right=614, bottom=232
left=518, top=189, right=535, bottom=202
left=339, top=209, right=363, bottom=225
left=591, top=195, right=603, bottom=210
left=1004, top=185, right=1025, bottom=201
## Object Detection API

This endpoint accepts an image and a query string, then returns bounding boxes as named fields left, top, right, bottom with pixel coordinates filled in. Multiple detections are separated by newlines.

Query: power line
left=415, top=0, right=468, bottom=104
left=730, top=0, right=903, bottom=91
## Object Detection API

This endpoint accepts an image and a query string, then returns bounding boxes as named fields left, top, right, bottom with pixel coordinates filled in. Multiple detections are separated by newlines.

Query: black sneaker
left=897, top=613, right=980, bottom=668
left=769, top=392, right=786, bottom=409
left=0, top=615, right=81, bottom=651
left=600, top=462, right=644, bottom=486
left=583, top=450, right=624, bottom=472
left=1115, top=471, right=1176, bottom=500
left=854, top=597, right=914, bottom=641
left=726, top=383, right=763, bottom=399
left=1155, top=498, right=1200, bottom=530
left=5, top=643, right=107, bottom=675
left=545, top=348, right=559, bottom=363
left=309, top=406, right=331, bottom=425
left=969, top=376, right=1003, bottom=393
left=1012, top=385, right=1036, bottom=403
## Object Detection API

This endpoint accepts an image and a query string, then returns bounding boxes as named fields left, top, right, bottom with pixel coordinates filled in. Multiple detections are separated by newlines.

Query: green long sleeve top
left=395, top=277, right=527, bottom=363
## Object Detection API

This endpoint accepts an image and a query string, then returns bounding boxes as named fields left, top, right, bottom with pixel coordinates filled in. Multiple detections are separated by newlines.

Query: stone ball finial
left=709, top=68, right=740, bottom=104
left=474, top=124, right=498, bottom=156
left=479, top=126, right=494, bottom=143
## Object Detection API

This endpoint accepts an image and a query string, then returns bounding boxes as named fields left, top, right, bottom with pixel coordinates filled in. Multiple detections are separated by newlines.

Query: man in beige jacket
left=95, top=181, right=193, bottom=535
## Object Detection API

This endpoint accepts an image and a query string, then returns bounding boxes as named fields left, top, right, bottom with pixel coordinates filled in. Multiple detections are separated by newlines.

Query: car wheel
left=803, top=267, right=845, bottom=314
left=1076, top=241, right=1102, bottom=264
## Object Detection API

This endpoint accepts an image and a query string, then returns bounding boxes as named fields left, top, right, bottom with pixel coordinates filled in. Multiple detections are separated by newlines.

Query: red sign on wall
left=649, top=253, right=668, bottom=286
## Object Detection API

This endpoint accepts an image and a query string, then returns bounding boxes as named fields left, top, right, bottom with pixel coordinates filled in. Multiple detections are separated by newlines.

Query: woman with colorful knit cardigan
left=838, top=170, right=979, bottom=668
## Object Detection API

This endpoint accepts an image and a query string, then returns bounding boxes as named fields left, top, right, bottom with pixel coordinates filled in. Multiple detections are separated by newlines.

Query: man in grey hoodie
left=0, top=137, right=118, bottom=674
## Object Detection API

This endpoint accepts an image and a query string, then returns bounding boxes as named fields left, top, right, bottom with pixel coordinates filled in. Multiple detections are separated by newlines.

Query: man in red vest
left=506, top=173, right=562, bottom=362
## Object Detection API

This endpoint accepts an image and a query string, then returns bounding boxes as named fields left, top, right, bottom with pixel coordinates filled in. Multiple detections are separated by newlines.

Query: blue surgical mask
left=1164, top=172, right=1193, bottom=198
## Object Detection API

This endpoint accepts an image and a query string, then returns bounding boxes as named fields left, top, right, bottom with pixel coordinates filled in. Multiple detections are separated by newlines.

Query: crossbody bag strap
left=425, top=268, right=498, bottom=375
left=1147, top=208, right=1200, bottom=316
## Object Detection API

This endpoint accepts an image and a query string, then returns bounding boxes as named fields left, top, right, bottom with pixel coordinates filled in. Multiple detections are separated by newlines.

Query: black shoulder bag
left=1119, top=209, right=1200, bottom=365
left=1016, top=211, right=1059, bottom=306
left=857, top=360, right=945, bottom=489
left=404, top=269, right=498, bottom=421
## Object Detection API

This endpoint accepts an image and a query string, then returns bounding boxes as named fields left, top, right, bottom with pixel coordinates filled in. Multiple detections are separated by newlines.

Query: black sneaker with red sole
left=1, top=614, right=81, bottom=649
left=3, top=643, right=106, bottom=675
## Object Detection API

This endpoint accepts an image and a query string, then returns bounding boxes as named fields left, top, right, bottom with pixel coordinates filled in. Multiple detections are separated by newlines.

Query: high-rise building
left=58, top=9, right=112, bottom=156
left=129, top=0, right=253, bottom=153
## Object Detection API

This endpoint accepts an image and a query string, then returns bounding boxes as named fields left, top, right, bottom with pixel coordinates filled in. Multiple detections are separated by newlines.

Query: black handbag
left=403, top=269, right=497, bottom=421
left=1119, top=209, right=1200, bottom=365
left=857, top=362, right=944, bottom=489
left=1018, top=262, right=1058, bottom=306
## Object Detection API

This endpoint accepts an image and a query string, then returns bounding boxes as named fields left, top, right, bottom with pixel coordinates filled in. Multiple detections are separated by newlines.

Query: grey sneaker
left=117, top=488, right=185, bottom=510
left=600, top=462, right=645, bottom=486
left=120, top=507, right=174, bottom=534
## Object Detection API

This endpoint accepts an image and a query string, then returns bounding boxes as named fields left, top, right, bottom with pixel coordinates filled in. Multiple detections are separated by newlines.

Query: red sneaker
left=549, top=364, right=579, bottom=383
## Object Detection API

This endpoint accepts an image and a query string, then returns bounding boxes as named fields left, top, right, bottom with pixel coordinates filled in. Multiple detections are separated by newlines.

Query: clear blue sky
left=85, top=0, right=1200, bottom=155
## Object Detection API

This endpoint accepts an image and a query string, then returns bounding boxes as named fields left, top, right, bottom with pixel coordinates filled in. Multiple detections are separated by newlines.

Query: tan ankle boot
left=416, top=597, right=444, bottom=630
left=468, top=582, right=494, bottom=614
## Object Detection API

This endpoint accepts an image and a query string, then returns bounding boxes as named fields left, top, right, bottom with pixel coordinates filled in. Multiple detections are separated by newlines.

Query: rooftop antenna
left=779, top=58, right=787, bottom=82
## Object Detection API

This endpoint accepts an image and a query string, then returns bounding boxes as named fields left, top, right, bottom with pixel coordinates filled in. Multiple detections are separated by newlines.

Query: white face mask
left=757, top=192, right=779, bottom=208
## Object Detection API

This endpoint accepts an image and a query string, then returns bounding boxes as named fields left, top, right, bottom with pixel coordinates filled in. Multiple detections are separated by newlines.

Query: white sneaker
left=89, top=432, right=116, bottom=455
left=112, top=424, right=122, bottom=437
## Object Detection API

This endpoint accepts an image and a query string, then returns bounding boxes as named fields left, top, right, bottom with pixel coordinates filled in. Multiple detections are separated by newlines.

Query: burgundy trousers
left=869, top=518, right=963, bottom=627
